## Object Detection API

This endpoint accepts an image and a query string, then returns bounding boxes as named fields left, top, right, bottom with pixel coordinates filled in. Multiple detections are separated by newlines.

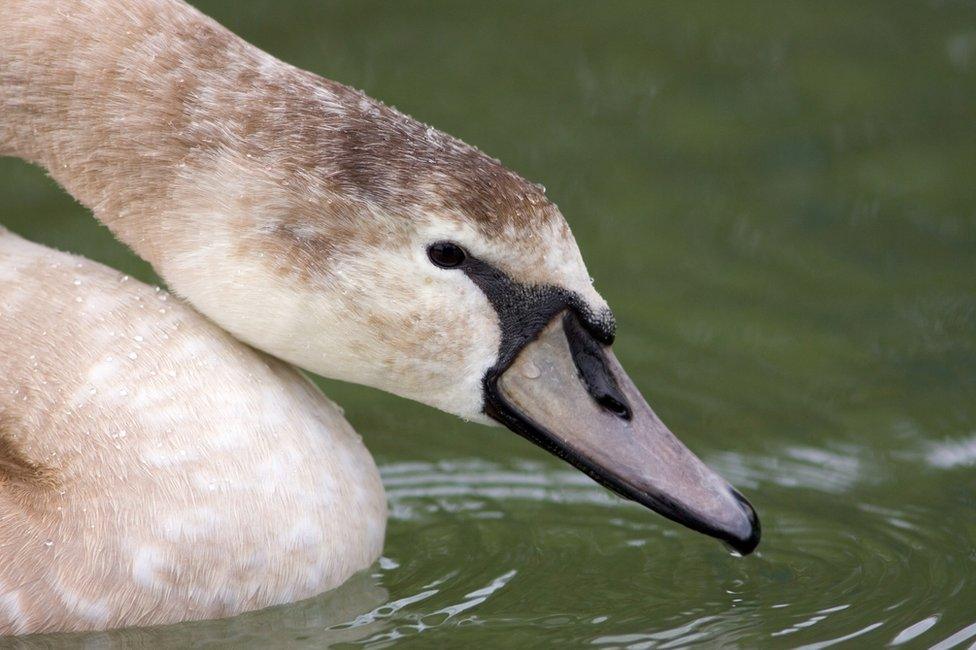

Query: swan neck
left=0, top=0, right=256, bottom=265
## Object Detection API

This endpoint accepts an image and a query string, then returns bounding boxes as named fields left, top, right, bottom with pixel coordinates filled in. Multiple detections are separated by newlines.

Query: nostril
left=598, top=394, right=632, bottom=420
left=563, top=312, right=633, bottom=420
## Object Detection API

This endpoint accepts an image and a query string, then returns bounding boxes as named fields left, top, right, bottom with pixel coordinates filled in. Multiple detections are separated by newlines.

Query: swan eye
left=427, top=241, right=467, bottom=268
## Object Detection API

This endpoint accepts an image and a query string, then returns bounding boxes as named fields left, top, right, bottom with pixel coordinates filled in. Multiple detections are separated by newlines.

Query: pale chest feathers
left=0, top=230, right=386, bottom=634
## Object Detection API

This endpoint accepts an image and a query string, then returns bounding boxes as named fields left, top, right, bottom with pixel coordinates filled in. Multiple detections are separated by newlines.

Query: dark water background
left=2, top=1, right=975, bottom=647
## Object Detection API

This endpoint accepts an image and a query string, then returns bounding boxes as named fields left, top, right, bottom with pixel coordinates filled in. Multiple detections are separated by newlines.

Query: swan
left=0, top=0, right=760, bottom=635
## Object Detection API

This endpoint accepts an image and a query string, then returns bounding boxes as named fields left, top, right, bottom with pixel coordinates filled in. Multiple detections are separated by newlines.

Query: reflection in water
left=926, top=434, right=976, bottom=469
left=339, top=568, right=519, bottom=645
left=16, top=571, right=390, bottom=648
left=890, top=615, right=939, bottom=646
left=929, top=622, right=976, bottom=650
left=709, top=445, right=868, bottom=493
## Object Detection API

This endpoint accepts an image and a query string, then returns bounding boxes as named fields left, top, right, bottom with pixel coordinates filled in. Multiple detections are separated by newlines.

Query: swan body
left=0, top=0, right=760, bottom=636
left=0, top=228, right=385, bottom=634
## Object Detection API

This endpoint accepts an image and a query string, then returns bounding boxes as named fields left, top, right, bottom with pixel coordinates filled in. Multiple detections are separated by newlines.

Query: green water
left=3, top=1, right=975, bottom=647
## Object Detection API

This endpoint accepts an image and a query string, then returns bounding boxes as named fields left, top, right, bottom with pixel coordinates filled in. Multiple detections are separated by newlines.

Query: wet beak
left=485, top=312, right=760, bottom=555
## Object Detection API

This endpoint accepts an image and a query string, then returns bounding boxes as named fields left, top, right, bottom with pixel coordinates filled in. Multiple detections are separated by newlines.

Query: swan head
left=150, top=71, right=759, bottom=554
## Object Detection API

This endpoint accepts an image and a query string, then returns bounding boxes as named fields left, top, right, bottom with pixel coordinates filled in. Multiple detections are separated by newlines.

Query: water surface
left=2, top=1, right=975, bottom=647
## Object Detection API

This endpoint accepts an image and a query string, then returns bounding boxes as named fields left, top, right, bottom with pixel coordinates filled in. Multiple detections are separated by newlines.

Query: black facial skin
left=461, top=256, right=616, bottom=369
left=425, top=241, right=626, bottom=420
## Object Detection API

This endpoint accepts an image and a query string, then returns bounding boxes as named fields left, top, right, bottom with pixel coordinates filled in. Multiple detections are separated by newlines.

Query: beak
left=484, top=312, right=761, bottom=555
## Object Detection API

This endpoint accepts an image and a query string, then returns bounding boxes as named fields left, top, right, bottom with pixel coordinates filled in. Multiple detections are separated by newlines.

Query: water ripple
left=362, top=456, right=975, bottom=648
left=925, top=433, right=976, bottom=469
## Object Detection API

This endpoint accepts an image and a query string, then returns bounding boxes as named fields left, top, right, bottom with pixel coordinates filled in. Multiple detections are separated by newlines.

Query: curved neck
left=0, top=0, right=265, bottom=267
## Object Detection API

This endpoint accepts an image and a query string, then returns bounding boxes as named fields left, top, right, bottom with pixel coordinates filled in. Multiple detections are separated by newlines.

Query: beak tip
left=724, top=489, right=761, bottom=556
